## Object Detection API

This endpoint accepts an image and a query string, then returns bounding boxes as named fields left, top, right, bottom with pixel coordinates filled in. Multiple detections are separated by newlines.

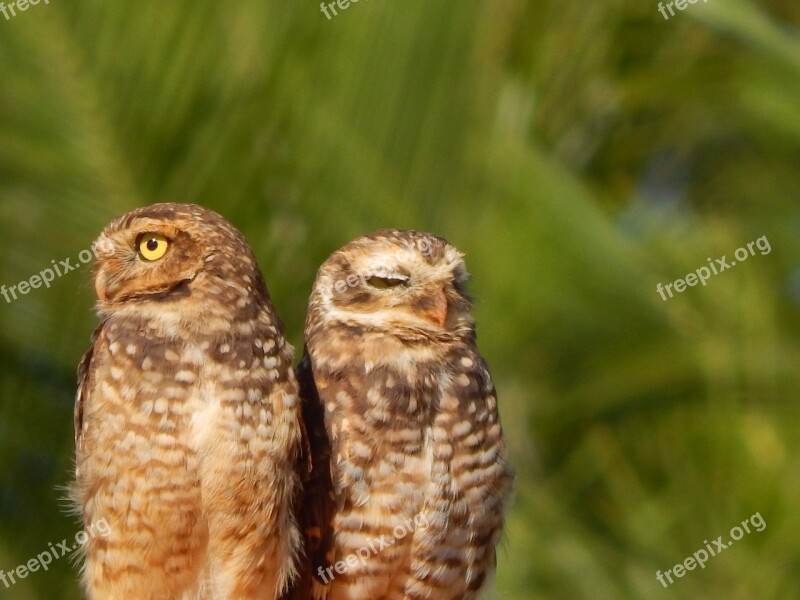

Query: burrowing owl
left=73, top=203, right=305, bottom=600
left=295, top=230, right=514, bottom=600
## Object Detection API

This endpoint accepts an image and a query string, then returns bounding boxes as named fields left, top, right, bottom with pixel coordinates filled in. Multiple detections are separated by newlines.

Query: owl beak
left=95, top=269, right=111, bottom=304
left=94, top=265, right=126, bottom=304
left=422, top=287, right=448, bottom=328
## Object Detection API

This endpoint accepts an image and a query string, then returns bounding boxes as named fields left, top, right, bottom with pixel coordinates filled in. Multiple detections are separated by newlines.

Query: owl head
left=308, top=230, right=474, bottom=339
left=91, top=203, right=270, bottom=327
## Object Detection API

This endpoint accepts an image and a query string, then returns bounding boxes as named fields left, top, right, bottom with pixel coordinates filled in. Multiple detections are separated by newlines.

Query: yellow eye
left=137, top=233, right=169, bottom=261
left=367, top=276, right=406, bottom=289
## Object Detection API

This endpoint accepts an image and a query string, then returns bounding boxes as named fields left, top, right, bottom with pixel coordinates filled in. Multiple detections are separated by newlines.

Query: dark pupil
left=146, top=238, right=159, bottom=251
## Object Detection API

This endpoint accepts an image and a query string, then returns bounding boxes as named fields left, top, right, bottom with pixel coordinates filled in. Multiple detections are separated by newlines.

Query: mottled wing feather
left=290, top=350, right=335, bottom=600
left=74, top=322, right=104, bottom=453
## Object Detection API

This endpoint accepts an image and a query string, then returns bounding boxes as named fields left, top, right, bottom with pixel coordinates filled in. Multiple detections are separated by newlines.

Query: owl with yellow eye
left=73, top=203, right=305, bottom=600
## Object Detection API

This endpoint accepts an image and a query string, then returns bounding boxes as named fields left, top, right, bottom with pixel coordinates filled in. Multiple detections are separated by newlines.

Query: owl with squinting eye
left=292, top=230, right=514, bottom=600
left=72, top=203, right=306, bottom=600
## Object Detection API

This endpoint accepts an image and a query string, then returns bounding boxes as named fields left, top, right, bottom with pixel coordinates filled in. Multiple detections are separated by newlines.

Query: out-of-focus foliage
left=0, top=0, right=798, bottom=598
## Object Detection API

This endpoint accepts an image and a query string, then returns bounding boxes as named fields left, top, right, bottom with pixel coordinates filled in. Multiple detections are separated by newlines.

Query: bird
left=72, top=203, right=306, bottom=600
left=294, top=229, right=514, bottom=600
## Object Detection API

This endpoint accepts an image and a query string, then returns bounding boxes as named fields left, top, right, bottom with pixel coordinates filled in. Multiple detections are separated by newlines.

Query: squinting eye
left=367, top=276, right=406, bottom=289
left=137, top=233, right=169, bottom=261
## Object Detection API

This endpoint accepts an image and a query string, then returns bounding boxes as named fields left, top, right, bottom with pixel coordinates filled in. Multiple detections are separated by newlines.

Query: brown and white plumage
left=73, top=203, right=305, bottom=600
left=295, top=230, right=514, bottom=600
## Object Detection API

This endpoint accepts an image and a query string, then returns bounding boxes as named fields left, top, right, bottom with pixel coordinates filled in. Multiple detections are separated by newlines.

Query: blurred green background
left=0, top=0, right=798, bottom=598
